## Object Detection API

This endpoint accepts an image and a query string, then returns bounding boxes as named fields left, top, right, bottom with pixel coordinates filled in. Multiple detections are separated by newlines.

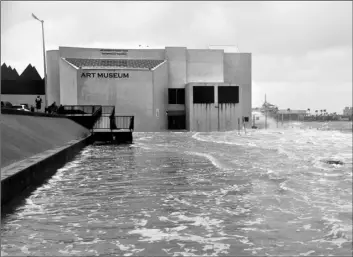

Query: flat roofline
left=224, top=52, right=252, bottom=55
left=59, top=46, right=164, bottom=51
left=186, top=82, right=238, bottom=86
left=57, top=46, right=251, bottom=52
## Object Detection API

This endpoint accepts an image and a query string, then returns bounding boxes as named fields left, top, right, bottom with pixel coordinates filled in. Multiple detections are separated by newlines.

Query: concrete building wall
left=59, top=46, right=165, bottom=60
left=59, top=59, right=78, bottom=105
left=46, top=50, right=61, bottom=105
left=1, top=94, right=46, bottom=112
left=185, top=84, right=192, bottom=130
left=224, top=53, right=252, bottom=127
left=49, top=46, right=252, bottom=132
left=77, top=69, right=154, bottom=132
left=187, top=50, right=224, bottom=83
left=152, top=62, right=168, bottom=131
left=165, top=47, right=187, bottom=88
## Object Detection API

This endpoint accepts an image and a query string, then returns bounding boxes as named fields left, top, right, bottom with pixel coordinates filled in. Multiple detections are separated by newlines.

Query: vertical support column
left=214, top=85, right=219, bottom=131
left=185, top=84, right=193, bottom=131
left=214, top=85, right=218, bottom=106
left=238, top=118, right=240, bottom=133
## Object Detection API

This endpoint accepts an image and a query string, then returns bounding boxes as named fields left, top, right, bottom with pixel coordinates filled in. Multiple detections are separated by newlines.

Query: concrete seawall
left=1, top=113, right=92, bottom=212
left=1, top=135, right=94, bottom=212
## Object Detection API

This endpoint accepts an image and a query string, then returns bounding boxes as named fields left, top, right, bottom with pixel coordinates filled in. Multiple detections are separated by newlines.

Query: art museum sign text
left=81, top=72, right=129, bottom=79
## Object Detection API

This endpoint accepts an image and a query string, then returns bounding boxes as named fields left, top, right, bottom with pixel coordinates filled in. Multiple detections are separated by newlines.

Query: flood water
left=1, top=121, right=352, bottom=256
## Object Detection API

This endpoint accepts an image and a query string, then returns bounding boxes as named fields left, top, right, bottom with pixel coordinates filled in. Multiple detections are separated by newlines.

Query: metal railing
left=93, top=115, right=134, bottom=130
left=115, top=116, right=134, bottom=130
left=101, top=106, right=115, bottom=114
left=93, top=116, right=111, bottom=130
left=61, top=105, right=134, bottom=131
left=62, top=105, right=101, bottom=115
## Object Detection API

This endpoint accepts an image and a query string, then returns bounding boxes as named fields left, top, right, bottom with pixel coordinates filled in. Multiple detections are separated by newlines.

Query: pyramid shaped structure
left=1, top=63, right=44, bottom=95
left=1, top=63, right=11, bottom=80
left=12, top=68, right=19, bottom=79
left=5, top=65, right=20, bottom=80
left=19, top=64, right=42, bottom=81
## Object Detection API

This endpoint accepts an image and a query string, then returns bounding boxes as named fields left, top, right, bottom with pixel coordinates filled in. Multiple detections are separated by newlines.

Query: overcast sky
left=1, top=1, right=352, bottom=113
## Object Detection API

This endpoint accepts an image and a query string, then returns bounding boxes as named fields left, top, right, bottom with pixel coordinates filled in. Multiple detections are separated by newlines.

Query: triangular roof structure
left=12, top=68, right=19, bottom=79
left=19, top=64, right=42, bottom=80
left=1, top=63, right=19, bottom=80
left=8, top=67, right=19, bottom=80
left=64, top=58, right=165, bottom=70
left=1, top=63, right=10, bottom=80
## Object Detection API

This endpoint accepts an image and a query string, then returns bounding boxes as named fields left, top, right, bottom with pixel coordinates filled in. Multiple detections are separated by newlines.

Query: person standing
left=35, top=95, right=42, bottom=112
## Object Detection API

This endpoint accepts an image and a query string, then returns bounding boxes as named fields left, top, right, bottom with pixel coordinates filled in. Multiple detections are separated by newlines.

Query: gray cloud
left=1, top=1, right=351, bottom=113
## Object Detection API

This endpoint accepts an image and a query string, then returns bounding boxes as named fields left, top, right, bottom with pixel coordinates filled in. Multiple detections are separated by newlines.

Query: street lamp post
left=32, top=13, right=48, bottom=108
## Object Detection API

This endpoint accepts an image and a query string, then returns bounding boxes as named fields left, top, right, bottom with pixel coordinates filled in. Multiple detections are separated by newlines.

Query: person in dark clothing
left=57, top=104, right=64, bottom=114
left=129, top=116, right=134, bottom=131
left=35, top=96, right=42, bottom=112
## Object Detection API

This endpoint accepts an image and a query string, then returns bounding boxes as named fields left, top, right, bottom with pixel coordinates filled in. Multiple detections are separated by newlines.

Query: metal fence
left=61, top=105, right=134, bottom=130
left=114, top=116, right=134, bottom=130
left=101, top=106, right=115, bottom=114
left=63, top=105, right=101, bottom=115
left=93, top=116, right=134, bottom=130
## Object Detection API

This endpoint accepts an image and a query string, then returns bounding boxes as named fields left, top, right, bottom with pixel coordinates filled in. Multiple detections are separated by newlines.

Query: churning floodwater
left=1, top=121, right=352, bottom=256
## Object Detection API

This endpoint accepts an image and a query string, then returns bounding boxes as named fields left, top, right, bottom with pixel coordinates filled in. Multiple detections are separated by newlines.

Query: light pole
left=32, top=13, right=48, bottom=108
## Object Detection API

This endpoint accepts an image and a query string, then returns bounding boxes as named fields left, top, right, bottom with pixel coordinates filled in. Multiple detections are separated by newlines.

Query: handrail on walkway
left=62, top=105, right=134, bottom=131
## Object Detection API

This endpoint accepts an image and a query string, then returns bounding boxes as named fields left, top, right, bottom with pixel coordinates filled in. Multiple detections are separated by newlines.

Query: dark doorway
left=168, top=115, right=186, bottom=130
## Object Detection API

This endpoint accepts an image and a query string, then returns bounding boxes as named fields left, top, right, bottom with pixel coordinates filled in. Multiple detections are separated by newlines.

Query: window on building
left=168, top=88, right=185, bottom=104
left=193, top=86, right=214, bottom=104
left=177, top=89, right=185, bottom=104
left=218, top=86, right=239, bottom=104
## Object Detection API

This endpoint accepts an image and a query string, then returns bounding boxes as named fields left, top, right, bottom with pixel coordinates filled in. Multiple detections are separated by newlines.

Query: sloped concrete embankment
left=1, top=114, right=90, bottom=168
left=1, top=114, right=92, bottom=212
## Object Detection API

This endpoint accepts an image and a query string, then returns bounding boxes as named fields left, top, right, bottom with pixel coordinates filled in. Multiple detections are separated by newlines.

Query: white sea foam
left=128, top=228, right=231, bottom=255
left=184, top=151, right=230, bottom=171
left=114, top=241, right=144, bottom=254
left=243, top=218, right=264, bottom=226
left=299, top=250, right=316, bottom=256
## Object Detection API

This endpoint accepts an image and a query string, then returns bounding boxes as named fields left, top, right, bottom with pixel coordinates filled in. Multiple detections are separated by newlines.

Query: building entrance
left=168, top=114, right=186, bottom=130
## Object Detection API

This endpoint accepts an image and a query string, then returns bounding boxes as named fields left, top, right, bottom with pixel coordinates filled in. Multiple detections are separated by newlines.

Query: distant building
left=47, top=46, right=252, bottom=132
left=277, top=109, right=307, bottom=115
left=1, top=63, right=45, bottom=111
left=343, top=107, right=352, bottom=116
